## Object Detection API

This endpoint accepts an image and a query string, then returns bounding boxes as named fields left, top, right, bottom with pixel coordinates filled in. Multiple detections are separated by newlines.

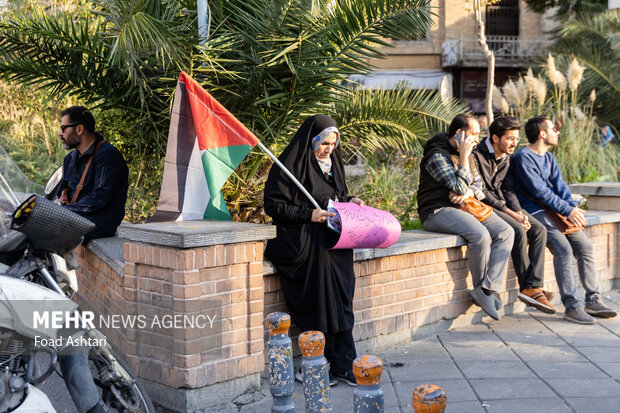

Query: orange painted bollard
left=266, top=312, right=296, bottom=413
left=412, top=384, right=447, bottom=413
left=298, top=331, right=332, bottom=413
left=353, top=355, right=384, bottom=412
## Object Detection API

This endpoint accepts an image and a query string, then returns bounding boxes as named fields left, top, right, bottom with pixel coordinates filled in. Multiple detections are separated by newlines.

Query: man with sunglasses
left=510, top=116, right=617, bottom=324
left=58, top=106, right=128, bottom=243
left=472, top=116, right=554, bottom=314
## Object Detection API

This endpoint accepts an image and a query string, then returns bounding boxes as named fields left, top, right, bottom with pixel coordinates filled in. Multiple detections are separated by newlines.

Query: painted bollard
left=412, top=384, right=447, bottom=413
left=298, top=331, right=332, bottom=413
left=353, top=355, right=384, bottom=413
left=266, top=312, right=296, bottom=413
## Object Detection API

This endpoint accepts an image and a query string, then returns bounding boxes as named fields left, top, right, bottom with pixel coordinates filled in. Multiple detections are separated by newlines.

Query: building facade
left=357, top=0, right=558, bottom=112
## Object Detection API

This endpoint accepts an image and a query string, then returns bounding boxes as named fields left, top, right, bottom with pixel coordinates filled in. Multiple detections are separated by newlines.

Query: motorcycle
left=0, top=145, right=154, bottom=413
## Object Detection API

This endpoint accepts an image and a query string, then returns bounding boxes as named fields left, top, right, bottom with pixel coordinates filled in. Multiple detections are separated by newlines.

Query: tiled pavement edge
left=45, top=291, right=620, bottom=412
left=236, top=290, right=620, bottom=413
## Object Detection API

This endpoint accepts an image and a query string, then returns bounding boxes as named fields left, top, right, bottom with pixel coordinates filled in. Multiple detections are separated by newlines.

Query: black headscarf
left=263, top=114, right=355, bottom=334
left=264, top=114, right=348, bottom=211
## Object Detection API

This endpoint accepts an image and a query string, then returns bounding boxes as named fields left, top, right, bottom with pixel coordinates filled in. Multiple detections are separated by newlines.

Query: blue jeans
left=532, top=211, right=600, bottom=311
left=423, top=207, right=514, bottom=292
left=59, top=354, right=103, bottom=412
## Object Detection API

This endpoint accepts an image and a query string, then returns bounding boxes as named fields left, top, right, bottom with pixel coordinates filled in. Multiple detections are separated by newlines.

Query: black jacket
left=417, top=132, right=478, bottom=223
left=59, top=135, right=129, bottom=237
left=472, top=138, right=521, bottom=212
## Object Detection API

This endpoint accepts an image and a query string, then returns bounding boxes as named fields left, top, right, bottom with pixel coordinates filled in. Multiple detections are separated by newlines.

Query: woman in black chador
left=264, top=114, right=364, bottom=386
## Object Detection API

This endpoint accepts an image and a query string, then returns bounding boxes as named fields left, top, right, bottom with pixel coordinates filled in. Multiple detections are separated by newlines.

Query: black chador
left=264, top=114, right=356, bottom=374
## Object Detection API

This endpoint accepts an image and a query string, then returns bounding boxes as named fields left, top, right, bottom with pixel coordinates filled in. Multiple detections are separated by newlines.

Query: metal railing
left=442, top=35, right=552, bottom=67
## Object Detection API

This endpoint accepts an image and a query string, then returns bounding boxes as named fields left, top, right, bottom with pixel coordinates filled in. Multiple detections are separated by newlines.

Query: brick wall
left=264, top=222, right=619, bottom=345
left=75, top=220, right=618, bottom=409
left=76, top=241, right=266, bottom=390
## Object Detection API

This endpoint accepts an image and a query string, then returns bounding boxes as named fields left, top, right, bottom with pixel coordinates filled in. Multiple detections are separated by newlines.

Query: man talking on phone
left=417, top=114, right=514, bottom=320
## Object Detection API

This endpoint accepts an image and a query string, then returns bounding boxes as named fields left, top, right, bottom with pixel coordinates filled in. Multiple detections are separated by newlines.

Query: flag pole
left=256, top=141, right=321, bottom=210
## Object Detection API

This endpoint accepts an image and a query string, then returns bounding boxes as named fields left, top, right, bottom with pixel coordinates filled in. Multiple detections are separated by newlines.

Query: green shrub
left=0, top=80, right=66, bottom=183
left=347, top=152, right=421, bottom=226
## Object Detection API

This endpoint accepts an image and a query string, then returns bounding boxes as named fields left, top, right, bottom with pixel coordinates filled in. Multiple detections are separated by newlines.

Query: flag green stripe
left=200, top=144, right=252, bottom=220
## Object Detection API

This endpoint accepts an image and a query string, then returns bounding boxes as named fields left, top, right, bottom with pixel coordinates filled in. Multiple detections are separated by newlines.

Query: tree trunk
left=473, top=0, right=495, bottom=124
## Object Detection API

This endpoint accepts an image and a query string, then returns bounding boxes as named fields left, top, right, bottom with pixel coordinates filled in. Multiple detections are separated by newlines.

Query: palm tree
left=0, top=0, right=197, bottom=150
left=524, top=0, right=606, bottom=22
left=0, top=0, right=468, bottom=221
left=199, top=0, right=467, bottom=219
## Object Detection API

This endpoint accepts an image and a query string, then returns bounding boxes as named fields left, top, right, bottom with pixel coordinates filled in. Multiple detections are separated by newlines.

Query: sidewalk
left=239, top=290, right=620, bottom=413
left=45, top=291, right=620, bottom=412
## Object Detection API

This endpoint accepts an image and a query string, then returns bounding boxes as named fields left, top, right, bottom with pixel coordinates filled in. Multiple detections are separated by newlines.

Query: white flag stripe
left=178, top=141, right=210, bottom=221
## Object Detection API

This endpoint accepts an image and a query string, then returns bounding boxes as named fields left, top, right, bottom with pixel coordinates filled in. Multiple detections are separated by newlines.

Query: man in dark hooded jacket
left=417, top=114, right=514, bottom=320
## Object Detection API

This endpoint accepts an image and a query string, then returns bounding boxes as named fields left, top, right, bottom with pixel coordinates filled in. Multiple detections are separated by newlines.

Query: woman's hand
left=311, top=209, right=336, bottom=223
left=350, top=197, right=365, bottom=207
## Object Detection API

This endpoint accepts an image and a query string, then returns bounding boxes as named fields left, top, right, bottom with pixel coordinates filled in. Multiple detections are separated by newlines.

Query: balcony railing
left=442, top=35, right=552, bottom=68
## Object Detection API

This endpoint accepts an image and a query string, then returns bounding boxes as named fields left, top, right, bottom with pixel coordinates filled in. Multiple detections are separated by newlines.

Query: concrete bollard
left=411, top=384, right=447, bottom=413
left=266, top=312, right=296, bottom=413
left=353, top=355, right=384, bottom=413
left=298, top=331, right=332, bottom=413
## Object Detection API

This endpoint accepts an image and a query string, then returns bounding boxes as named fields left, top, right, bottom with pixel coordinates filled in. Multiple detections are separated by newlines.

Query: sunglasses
left=60, top=123, right=80, bottom=132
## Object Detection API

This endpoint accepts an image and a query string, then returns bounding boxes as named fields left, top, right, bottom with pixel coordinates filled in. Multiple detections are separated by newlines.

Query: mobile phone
left=455, top=130, right=464, bottom=144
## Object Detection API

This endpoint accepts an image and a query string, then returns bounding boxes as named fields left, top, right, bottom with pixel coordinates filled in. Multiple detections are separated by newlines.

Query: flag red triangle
left=179, top=71, right=259, bottom=151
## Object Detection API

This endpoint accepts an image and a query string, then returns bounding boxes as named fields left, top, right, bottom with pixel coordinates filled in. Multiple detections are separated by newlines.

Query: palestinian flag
left=150, top=72, right=259, bottom=222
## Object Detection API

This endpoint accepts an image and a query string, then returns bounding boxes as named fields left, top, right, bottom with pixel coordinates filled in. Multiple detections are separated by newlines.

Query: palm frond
left=0, top=1, right=197, bottom=143
left=334, top=87, right=469, bottom=157
left=324, top=0, right=433, bottom=74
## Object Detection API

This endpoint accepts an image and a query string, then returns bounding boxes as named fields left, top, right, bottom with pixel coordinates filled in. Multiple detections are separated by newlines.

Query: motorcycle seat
left=0, top=230, right=27, bottom=254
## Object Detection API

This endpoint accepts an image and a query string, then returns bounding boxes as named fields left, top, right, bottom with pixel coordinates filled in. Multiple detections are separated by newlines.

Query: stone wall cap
left=584, top=210, right=620, bottom=225
left=264, top=209, right=620, bottom=271
left=570, top=182, right=620, bottom=196
left=85, top=236, right=125, bottom=276
left=264, top=230, right=467, bottom=272
left=117, top=220, right=277, bottom=248
left=355, top=229, right=467, bottom=260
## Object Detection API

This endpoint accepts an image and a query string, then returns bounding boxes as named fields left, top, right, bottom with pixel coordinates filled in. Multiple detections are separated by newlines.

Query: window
left=486, top=0, right=519, bottom=37
left=485, top=0, right=519, bottom=53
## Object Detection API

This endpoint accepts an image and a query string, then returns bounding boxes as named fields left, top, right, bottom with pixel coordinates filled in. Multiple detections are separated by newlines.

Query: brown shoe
left=543, top=290, right=554, bottom=302
left=519, top=288, right=556, bottom=314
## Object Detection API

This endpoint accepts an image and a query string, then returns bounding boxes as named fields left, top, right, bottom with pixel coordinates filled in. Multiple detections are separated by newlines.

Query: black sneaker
left=295, top=368, right=339, bottom=387
left=332, top=369, right=357, bottom=387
